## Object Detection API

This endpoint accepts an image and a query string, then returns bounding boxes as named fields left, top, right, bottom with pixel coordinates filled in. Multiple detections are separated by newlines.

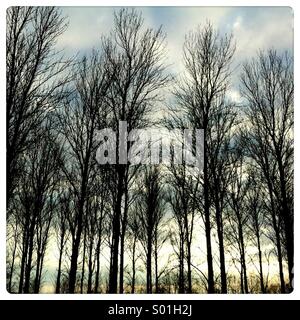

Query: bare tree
left=245, top=169, right=266, bottom=293
left=15, top=124, right=61, bottom=293
left=127, top=204, right=143, bottom=294
left=135, top=166, right=165, bottom=293
left=226, top=150, right=250, bottom=294
left=6, top=206, right=20, bottom=292
left=167, top=162, right=199, bottom=293
left=57, top=52, right=113, bottom=293
left=102, top=8, right=168, bottom=293
left=241, top=50, right=293, bottom=290
left=173, top=23, right=235, bottom=293
left=93, top=169, right=111, bottom=293
left=54, top=186, right=71, bottom=294
left=6, top=7, right=71, bottom=204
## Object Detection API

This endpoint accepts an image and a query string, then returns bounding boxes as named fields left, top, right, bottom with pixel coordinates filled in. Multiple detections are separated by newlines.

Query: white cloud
left=56, top=7, right=293, bottom=71
left=232, top=7, right=293, bottom=62
left=233, top=16, right=242, bottom=30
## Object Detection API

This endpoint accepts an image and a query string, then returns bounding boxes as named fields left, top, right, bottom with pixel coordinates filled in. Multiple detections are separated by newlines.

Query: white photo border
left=0, top=0, right=298, bottom=300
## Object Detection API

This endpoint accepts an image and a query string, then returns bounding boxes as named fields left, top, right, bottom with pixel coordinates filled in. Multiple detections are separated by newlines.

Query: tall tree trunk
left=68, top=160, right=89, bottom=293
left=178, top=235, right=185, bottom=293
left=80, top=224, right=87, bottom=294
left=203, top=139, right=215, bottom=293
left=204, top=196, right=214, bottom=294
left=146, top=233, right=152, bottom=293
left=87, top=239, right=94, bottom=293
left=240, top=237, right=248, bottom=293
left=33, top=250, right=41, bottom=293
left=183, top=203, right=192, bottom=294
left=265, top=170, right=286, bottom=293
left=131, top=235, right=137, bottom=294
left=55, top=241, right=64, bottom=293
left=119, top=230, right=125, bottom=293
left=274, top=222, right=285, bottom=293
left=119, top=188, right=128, bottom=294
left=277, top=159, right=293, bottom=290
left=94, top=236, right=101, bottom=293
left=68, top=200, right=85, bottom=292
left=109, top=167, right=124, bottom=293
left=35, top=247, right=46, bottom=293
left=55, top=225, right=66, bottom=294
left=186, top=240, right=192, bottom=293
left=109, top=196, right=121, bottom=293
left=18, top=229, right=29, bottom=293
left=237, top=218, right=248, bottom=294
left=68, top=232, right=82, bottom=293
left=154, top=229, right=159, bottom=293
left=8, top=225, right=18, bottom=293
left=255, top=225, right=265, bottom=293
left=240, top=264, right=244, bottom=293
left=23, top=220, right=36, bottom=293
left=215, top=198, right=227, bottom=293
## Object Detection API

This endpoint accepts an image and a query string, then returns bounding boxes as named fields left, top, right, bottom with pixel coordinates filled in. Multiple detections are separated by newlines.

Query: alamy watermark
left=95, top=121, right=204, bottom=169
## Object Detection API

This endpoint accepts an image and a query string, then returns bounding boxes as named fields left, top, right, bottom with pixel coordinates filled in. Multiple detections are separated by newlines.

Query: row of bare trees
left=7, top=6, right=293, bottom=293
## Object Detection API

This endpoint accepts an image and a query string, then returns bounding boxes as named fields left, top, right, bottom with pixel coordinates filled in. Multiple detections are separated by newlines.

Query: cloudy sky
left=56, top=6, right=293, bottom=102
left=58, top=7, right=293, bottom=60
